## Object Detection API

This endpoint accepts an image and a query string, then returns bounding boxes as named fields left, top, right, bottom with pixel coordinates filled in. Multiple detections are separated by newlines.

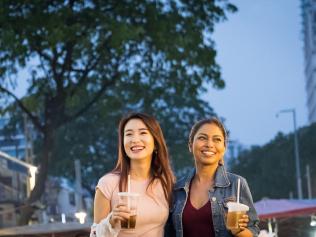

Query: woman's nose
left=130, top=134, right=141, bottom=143
left=206, top=139, right=214, bottom=147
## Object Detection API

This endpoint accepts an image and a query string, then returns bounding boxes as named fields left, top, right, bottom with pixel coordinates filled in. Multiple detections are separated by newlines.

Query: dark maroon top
left=182, top=183, right=215, bottom=237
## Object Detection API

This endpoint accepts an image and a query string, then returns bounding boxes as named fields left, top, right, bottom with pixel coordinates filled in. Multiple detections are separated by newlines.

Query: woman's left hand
left=231, top=214, right=249, bottom=236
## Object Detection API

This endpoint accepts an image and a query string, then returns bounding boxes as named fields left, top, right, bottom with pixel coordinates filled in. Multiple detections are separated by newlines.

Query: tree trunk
left=18, top=131, right=53, bottom=225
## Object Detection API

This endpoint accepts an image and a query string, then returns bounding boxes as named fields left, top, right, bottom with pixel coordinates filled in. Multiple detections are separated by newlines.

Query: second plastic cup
left=118, top=192, right=140, bottom=229
left=226, top=202, right=249, bottom=230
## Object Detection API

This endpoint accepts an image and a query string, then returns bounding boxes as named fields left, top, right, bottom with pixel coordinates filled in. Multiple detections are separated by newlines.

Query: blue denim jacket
left=165, top=166, right=260, bottom=237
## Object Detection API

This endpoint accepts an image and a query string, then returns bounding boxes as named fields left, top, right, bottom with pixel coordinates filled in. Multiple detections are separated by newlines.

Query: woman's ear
left=188, top=142, right=192, bottom=152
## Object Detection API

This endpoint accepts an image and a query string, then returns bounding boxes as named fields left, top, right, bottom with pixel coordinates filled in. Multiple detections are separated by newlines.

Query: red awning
left=255, top=199, right=316, bottom=219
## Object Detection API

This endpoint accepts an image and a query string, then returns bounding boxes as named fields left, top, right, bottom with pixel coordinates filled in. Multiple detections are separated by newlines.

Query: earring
left=218, top=158, right=224, bottom=166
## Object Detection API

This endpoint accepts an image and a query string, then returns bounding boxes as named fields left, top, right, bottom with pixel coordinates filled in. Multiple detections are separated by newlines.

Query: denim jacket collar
left=174, top=165, right=230, bottom=191
left=214, top=165, right=231, bottom=187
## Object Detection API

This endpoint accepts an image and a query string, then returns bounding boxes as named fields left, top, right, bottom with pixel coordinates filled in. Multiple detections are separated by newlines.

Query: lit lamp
left=29, top=166, right=38, bottom=191
left=311, top=215, right=316, bottom=227
left=75, top=211, right=87, bottom=224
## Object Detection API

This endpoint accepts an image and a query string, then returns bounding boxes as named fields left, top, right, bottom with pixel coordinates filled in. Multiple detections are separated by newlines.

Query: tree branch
left=63, top=74, right=118, bottom=124
left=59, top=41, right=74, bottom=86
left=0, top=86, right=44, bottom=133
left=51, top=47, right=59, bottom=86
left=68, top=54, right=102, bottom=97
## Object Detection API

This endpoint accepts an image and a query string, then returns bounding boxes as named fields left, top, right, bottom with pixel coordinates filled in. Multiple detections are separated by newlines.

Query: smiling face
left=123, top=118, right=155, bottom=162
left=190, top=122, right=226, bottom=167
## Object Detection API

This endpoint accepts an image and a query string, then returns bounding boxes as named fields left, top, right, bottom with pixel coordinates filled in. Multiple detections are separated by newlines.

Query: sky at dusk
left=13, top=1, right=308, bottom=147
left=206, top=0, right=308, bottom=146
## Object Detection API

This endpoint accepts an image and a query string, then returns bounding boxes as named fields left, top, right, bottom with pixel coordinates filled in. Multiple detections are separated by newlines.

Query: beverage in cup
left=118, top=192, right=140, bottom=229
left=226, top=202, right=249, bottom=230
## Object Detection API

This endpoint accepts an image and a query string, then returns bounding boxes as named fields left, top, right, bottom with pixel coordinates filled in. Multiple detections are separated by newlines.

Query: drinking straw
left=127, top=174, right=131, bottom=209
left=237, top=178, right=241, bottom=203
left=128, top=174, right=131, bottom=193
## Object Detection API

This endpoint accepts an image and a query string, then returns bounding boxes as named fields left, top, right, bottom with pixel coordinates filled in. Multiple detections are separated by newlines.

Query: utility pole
left=74, top=159, right=87, bottom=224
left=74, top=159, right=83, bottom=211
left=24, top=114, right=34, bottom=164
left=24, top=114, right=34, bottom=196
left=306, top=164, right=312, bottom=199
left=276, top=108, right=302, bottom=199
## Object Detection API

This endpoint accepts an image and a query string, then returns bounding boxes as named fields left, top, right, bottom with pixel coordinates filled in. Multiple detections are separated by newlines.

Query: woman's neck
left=194, top=163, right=218, bottom=183
left=130, top=159, right=152, bottom=180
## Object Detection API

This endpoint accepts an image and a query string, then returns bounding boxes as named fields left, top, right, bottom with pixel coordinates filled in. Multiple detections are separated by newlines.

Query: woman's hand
left=231, top=214, right=249, bottom=236
left=109, top=204, right=131, bottom=228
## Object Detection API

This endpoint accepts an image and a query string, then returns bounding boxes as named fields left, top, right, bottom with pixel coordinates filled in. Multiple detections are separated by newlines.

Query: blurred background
left=0, top=0, right=315, bottom=236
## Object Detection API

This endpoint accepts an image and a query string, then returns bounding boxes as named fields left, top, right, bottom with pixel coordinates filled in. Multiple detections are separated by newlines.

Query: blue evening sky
left=206, top=0, right=308, bottom=146
left=15, top=1, right=307, bottom=147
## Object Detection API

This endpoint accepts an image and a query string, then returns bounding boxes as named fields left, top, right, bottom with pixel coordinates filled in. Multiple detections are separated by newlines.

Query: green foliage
left=0, top=0, right=237, bottom=221
left=230, top=123, right=316, bottom=201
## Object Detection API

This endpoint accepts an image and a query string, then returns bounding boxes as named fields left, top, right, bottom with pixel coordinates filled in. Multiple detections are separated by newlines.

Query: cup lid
left=226, top=202, right=249, bottom=211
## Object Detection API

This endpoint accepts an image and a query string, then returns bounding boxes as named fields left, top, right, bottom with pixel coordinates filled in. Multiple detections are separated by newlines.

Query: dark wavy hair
left=112, top=112, right=175, bottom=205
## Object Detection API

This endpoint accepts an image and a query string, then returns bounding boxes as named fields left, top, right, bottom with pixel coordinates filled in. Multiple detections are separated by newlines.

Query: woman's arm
left=240, top=178, right=260, bottom=237
left=90, top=189, right=121, bottom=237
left=94, top=189, right=111, bottom=223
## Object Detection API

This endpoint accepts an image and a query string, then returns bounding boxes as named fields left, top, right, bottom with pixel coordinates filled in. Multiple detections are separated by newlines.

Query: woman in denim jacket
left=166, top=118, right=259, bottom=237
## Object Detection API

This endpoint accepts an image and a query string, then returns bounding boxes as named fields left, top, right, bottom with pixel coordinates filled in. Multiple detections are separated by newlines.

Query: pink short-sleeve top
left=97, top=173, right=169, bottom=237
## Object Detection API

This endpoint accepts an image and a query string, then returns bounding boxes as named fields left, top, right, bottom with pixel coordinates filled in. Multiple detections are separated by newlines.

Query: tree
left=230, top=123, right=316, bottom=201
left=0, top=0, right=236, bottom=224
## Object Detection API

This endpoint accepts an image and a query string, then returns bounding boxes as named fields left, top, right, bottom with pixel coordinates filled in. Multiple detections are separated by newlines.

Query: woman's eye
left=198, top=136, right=206, bottom=140
left=125, top=133, right=132, bottom=136
left=214, top=138, right=221, bottom=142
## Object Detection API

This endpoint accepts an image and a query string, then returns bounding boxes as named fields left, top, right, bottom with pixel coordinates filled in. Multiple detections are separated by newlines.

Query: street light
left=276, top=108, right=302, bottom=199
left=75, top=211, right=87, bottom=224
left=0, top=150, right=38, bottom=196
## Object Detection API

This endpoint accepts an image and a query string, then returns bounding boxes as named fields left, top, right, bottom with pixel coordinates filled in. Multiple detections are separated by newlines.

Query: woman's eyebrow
left=124, top=128, right=148, bottom=133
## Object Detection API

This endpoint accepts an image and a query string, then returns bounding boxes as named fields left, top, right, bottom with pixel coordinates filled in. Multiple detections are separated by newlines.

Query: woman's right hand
left=109, top=204, right=131, bottom=228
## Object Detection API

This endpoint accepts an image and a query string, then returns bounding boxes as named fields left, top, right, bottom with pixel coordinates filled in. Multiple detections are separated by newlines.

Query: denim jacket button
left=212, top=197, right=216, bottom=202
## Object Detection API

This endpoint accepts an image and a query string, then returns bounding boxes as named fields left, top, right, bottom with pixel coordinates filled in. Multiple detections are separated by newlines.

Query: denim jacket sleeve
left=240, top=178, right=260, bottom=237
left=164, top=211, right=176, bottom=237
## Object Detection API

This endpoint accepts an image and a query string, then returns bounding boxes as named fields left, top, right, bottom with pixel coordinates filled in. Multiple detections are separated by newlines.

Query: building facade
left=302, top=0, right=316, bottom=123
left=0, top=116, right=92, bottom=227
left=0, top=154, right=92, bottom=228
left=0, top=153, right=29, bottom=227
left=0, top=117, right=33, bottom=161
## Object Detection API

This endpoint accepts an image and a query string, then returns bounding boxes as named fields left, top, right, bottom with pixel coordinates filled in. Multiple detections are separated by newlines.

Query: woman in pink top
left=90, top=112, right=175, bottom=237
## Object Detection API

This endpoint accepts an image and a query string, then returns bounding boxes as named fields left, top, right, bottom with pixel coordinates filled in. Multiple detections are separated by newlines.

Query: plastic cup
left=118, top=192, right=140, bottom=229
left=226, top=202, right=249, bottom=230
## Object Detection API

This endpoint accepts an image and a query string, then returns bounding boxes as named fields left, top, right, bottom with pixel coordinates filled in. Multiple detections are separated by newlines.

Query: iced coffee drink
left=226, top=202, right=249, bottom=230
left=118, top=192, right=140, bottom=229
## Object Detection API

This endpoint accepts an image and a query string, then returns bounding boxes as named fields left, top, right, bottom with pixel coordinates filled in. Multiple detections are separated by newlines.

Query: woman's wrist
left=232, top=228, right=253, bottom=237
left=109, top=214, right=115, bottom=228
left=231, top=228, right=243, bottom=236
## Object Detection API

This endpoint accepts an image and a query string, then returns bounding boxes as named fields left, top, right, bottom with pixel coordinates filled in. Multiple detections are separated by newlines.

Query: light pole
left=276, top=108, right=302, bottom=199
